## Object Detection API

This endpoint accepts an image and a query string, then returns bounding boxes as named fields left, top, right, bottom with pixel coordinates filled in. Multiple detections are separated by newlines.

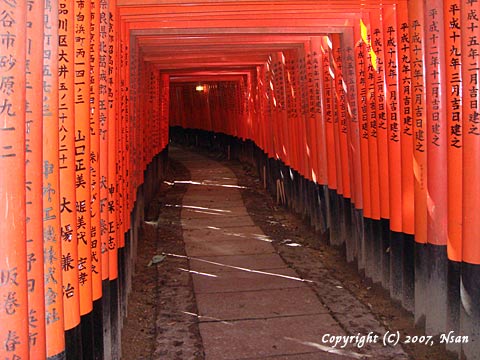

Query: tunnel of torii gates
left=1, top=0, right=480, bottom=359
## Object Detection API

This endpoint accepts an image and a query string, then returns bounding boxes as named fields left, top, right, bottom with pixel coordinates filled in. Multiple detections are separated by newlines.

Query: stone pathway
left=170, top=147, right=409, bottom=360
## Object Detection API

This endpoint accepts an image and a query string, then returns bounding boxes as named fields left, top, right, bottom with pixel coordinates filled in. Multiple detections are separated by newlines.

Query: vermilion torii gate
left=0, top=1, right=479, bottom=359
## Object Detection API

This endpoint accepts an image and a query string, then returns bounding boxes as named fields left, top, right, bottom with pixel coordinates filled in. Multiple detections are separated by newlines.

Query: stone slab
left=183, top=227, right=272, bottom=243
left=189, top=254, right=288, bottom=273
left=183, top=225, right=267, bottom=237
left=196, top=287, right=328, bottom=321
left=181, top=206, right=249, bottom=219
left=248, top=351, right=363, bottom=359
left=191, top=267, right=309, bottom=294
left=199, top=314, right=346, bottom=359
left=181, top=215, right=255, bottom=229
left=185, top=238, right=275, bottom=257
left=181, top=199, right=248, bottom=209
left=182, top=193, right=244, bottom=203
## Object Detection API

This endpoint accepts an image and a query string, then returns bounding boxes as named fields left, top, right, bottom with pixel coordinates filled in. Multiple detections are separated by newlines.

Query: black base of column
left=372, top=219, right=382, bottom=283
left=364, top=218, right=374, bottom=280
left=381, top=219, right=390, bottom=289
left=102, top=280, right=112, bottom=360
left=389, top=231, right=404, bottom=302
left=93, top=298, right=104, bottom=360
left=65, top=324, right=83, bottom=360
left=353, top=209, right=365, bottom=272
left=425, top=244, right=448, bottom=335
left=447, top=259, right=461, bottom=355
left=47, top=351, right=67, bottom=360
left=344, top=198, right=354, bottom=263
left=403, top=234, right=415, bottom=313
left=110, top=279, right=120, bottom=360
left=460, top=262, right=480, bottom=359
left=414, top=241, right=427, bottom=326
left=328, top=188, right=341, bottom=246
left=80, top=311, right=94, bottom=360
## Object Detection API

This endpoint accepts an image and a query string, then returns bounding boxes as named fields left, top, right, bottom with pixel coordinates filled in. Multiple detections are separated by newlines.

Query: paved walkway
left=170, top=147, right=407, bottom=360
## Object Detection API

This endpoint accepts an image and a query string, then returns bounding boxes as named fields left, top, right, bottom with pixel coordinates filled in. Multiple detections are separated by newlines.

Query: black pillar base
left=80, top=311, right=94, bottom=360
left=65, top=324, right=83, bottom=360
left=425, top=244, right=448, bottom=335
left=389, top=231, right=404, bottom=302
left=102, top=280, right=112, bottom=360
left=414, top=241, right=427, bottom=325
left=402, top=234, right=415, bottom=313
left=460, top=262, right=480, bottom=359
left=447, top=259, right=461, bottom=355
left=93, top=297, right=104, bottom=360
left=48, top=351, right=67, bottom=360
left=110, top=279, right=120, bottom=360
left=381, top=219, right=390, bottom=289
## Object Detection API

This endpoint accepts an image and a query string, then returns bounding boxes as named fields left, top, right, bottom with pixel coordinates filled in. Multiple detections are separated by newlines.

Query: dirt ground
left=121, top=146, right=456, bottom=360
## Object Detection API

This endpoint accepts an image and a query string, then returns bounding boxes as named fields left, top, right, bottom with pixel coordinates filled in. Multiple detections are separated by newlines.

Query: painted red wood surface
left=425, top=0, right=448, bottom=247
left=58, top=0, right=81, bottom=330
left=409, top=0, right=427, bottom=244
left=444, top=0, right=462, bottom=262
left=90, top=0, right=103, bottom=301
left=0, top=2, right=29, bottom=359
left=397, top=0, right=414, bottom=236
left=383, top=4, right=402, bottom=232
left=462, top=1, right=480, bottom=265
left=43, top=0, right=66, bottom=356
left=4, top=1, right=480, bottom=355
left=26, top=1, right=47, bottom=357
left=75, top=0, right=93, bottom=316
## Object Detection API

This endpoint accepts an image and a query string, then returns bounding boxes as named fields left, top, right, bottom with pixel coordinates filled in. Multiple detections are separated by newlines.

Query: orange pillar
left=444, top=0, right=462, bottom=263
left=90, top=0, right=103, bottom=305
left=444, top=0, right=462, bottom=351
left=364, top=20, right=381, bottom=223
left=58, top=0, right=81, bottom=343
left=0, top=2, right=29, bottom=360
left=108, top=0, right=119, bottom=281
left=370, top=13, right=389, bottom=222
left=321, top=36, right=337, bottom=193
left=342, top=34, right=363, bottom=212
left=331, top=39, right=344, bottom=201
left=99, top=0, right=110, bottom=283
left=42, top=0, right=66, bottom=358
left=382, top=2, right=405, bottom=304
left=305, top=39, right=325, bottom=186
left=74, top=0, right=93, bottom=319
left=397, top=2, right=414, bottom=237
left=343, top=29, right=363, bottom=265
left=408, top=0, right=428, bottom=325
left=354, top=21, right=372, bottom=221
left=332, top=33, right=351, bottom=200
left=108, top=2, right=121, bottom=357
left=409, top=1, right=428, bottom=245
left=462, top=4, right=480, bottom=265
left=26, top=0, right=46, bottom=358
left=383, top=5, right=402, bottom=234
left=122, top=28, right=132, bottom=228
left=424, top=0, right=449, bottom=335
left=394, top=0, right=415, bottom=313
left=461, top=1, right=480, bottom=357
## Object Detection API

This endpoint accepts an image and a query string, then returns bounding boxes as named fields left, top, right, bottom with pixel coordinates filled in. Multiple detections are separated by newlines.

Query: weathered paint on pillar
left=25, top=0, right=46, bottom=358
left=75, top=0, right=93, bottom=317
left=0, top=2, right=29, bottom=359
left=42, top=1, right=66, bottom=357
left=99, top=0, right=110, bottom=281
left=58, top=0, right=81, bottom=331
left=108, top=0, right=119, bottom=280
left=90, top=0, right=103, bottom=303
